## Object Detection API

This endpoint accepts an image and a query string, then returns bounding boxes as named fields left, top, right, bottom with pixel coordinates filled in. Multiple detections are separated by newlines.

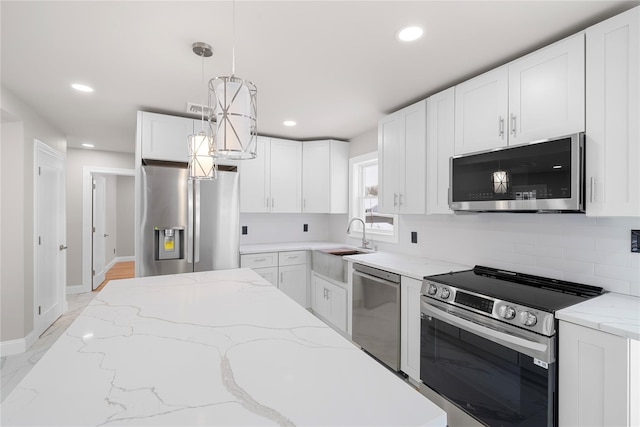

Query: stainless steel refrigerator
left=139, top=162, right=239, bottom=277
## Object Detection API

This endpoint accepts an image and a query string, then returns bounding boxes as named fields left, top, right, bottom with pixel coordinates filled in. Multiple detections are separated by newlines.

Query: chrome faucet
left=346, top=217, right=370, bottom=249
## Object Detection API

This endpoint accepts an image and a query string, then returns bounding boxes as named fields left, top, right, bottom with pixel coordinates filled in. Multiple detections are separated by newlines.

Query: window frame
left=348, top=151, right=398, bottom=244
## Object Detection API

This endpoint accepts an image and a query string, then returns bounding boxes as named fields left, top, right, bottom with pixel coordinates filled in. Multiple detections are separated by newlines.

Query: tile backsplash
left=349, top=213, right=640, bottom=297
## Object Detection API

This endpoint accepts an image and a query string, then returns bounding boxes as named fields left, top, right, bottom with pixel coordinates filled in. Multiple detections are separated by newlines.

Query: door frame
left=91, top=174, right=107, bottom=290
left=33, top=140, right=66, bottom=337
left=77, top=166, right=134, bottom=294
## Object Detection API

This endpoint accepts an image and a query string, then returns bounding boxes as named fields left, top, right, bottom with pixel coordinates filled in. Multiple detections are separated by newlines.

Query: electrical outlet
left=242, top=226, right=248, bottom=235
left=632, top=230, right=639, bottom=253
left=411, top=231, right=418, bottom=244
left=303, top=224, right=308, bottom=232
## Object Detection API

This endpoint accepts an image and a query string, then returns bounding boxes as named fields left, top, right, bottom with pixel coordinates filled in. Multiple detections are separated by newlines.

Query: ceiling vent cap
left=186, top=102, right=214, bottom=117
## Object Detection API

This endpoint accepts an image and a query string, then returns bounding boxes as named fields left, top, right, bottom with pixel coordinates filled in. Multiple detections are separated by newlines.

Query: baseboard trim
left=1, top=330, right=36, bottom=357
left=66, top=284, right=86, bottom=295
left=104, top=257, right=118, bottom=273
left=115, top=256, right=135, bottom=263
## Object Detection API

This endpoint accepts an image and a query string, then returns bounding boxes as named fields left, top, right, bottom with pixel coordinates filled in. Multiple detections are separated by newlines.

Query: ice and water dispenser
left=154, top=226, right=185, bottom=260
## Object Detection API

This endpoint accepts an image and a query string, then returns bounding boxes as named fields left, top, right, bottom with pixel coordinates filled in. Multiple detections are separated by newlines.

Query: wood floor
left=94, top=261, right=135, bottom=292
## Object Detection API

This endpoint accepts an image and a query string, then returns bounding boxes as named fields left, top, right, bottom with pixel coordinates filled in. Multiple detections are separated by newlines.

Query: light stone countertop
left=556, top=292, right=640, bottom=341
left=344, top=252, right=471, bottom=281
left=1, top=268, right=446, bottom=426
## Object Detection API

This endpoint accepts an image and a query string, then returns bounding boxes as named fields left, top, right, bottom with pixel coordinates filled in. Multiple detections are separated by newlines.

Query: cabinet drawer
left=240, top=252, right=278, bottom=268
left=278, top=250, right=307, bottom=266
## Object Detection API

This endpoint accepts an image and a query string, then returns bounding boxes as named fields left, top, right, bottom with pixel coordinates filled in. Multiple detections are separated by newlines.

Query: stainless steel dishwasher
left=352, top=263, right=401, bottom=371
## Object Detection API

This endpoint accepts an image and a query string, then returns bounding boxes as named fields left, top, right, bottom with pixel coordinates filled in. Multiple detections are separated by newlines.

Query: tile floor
left=1, top=292, right=97, bottom=401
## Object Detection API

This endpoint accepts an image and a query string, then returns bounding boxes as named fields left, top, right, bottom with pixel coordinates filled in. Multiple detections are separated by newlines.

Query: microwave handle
left=421, top=299, right=550, bottom=361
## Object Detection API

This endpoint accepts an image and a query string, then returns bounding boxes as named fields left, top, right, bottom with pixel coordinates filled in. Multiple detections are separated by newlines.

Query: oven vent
left=186, top=102, right=214, bottom=118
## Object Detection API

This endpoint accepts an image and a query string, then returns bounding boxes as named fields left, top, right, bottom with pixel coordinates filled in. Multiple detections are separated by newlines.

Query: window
left=349, top=152, right=398, bottom=243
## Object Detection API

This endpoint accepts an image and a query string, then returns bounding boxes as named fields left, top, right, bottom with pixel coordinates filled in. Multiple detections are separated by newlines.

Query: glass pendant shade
left=188, top=131, right=216, bottom=180
left=209, top=76, right=257, bottom=159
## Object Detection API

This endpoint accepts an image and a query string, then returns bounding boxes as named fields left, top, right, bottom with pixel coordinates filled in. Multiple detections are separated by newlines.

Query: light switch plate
left=632, top=230, right=639, bottom=253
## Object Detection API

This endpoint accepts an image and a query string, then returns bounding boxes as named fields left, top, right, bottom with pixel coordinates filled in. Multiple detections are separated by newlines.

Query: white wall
left=66, top=148, right=134, bottom=286
left=1, top=86, right=66, bottom=343
left=116, top=175, right=135, bottom=257
left=240, top=213, right=332, bottom=245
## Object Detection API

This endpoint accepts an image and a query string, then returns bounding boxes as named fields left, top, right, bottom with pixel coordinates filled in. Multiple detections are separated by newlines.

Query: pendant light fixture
left=209, top=0, right=257, bottom=160
left=188, top=42, right=216, bottom=180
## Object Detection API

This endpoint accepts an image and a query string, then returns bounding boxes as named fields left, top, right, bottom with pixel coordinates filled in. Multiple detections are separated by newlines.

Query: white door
left=427, top=87, right=455, bottom=215
left=278, top=264, right=307, bottom=307
left=35, top=141, right=66, bottom=337
left=378, top=114, right=401, bottom=214
left=269, top=138, right=302, bottom=213
left=92, top=175, right=106, bottom=289
left=239, top=136, right=270, bottom=213
left=400, top=99, right=426, bottom=214
left=301, top=140, right=330, bottom=213
left=454, top=65, right=509, bottom=154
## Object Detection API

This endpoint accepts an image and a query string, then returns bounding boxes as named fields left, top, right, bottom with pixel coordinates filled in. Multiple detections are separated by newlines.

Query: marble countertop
left=556, top=292, right=640, bottom=341
left=2, top=268, right=446, bottom=426
left=344, top=252, right=471, bottom=281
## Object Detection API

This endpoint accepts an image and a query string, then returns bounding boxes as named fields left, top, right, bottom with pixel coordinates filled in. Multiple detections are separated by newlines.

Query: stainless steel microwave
left=449, top=133, right=585, bottom=213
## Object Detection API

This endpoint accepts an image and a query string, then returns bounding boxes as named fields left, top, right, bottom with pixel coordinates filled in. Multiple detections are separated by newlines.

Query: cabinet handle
left=266, top=197, right=270, bottom=208
left=280, top=272, right=283, bottom=283
left=272, top=198, right=275, bottom=209
left=510, top=114, right=517, bottom=136
left=590, top=177, right=594, bottom=203
left=399, top=193, right=403, bottom=206
left=498, top=116, right=504, bottom=137
left=253, top=258, right=267, bottom=262
left=394, top=193, right=398, bottom=207
left=303, top=198, right=306, bottom=211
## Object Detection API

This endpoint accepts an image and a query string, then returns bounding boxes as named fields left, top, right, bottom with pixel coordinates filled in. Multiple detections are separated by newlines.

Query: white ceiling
left=2, top=1, right=638, bottom=153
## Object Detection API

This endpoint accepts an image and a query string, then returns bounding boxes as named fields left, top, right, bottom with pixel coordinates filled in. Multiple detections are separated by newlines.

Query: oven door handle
left=421, top=299, right=550, bottom=361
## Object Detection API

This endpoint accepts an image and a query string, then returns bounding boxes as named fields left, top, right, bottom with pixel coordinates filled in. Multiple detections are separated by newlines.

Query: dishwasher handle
left=353, top=263, right=400, bottom=284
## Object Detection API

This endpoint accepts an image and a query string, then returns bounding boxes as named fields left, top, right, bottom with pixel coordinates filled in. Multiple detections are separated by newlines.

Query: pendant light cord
left=200, top=50, right=205, bottom=131
left=231, top=0, right=236, bottom=77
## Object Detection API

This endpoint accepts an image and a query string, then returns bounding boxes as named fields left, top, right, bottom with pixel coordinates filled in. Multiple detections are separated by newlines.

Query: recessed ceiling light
left=283, top=120, right=297, bottom=127
left=82, top=143, right=95, bottom=148
left=397, top=26, right=424, bottom=42
left=71, top=83, right=94, bottom=93
left=553, top=165, right=563, bottom=169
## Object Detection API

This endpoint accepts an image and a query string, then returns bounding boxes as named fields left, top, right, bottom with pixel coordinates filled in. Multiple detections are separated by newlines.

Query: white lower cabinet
left=400, top=276, right=421, bottom=382
left=311, top=273, right=347, bottom=333
left=241, top=251, right=308, bottom=308
left=559, top=321, right=640, bottom=427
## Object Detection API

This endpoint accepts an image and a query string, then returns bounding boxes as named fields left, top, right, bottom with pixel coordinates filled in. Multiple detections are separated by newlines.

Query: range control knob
left=440, top=287, right=451, bottom=299
left=519, top=311, right=537, bottom=327
left=427, top=283, right=438, bottom=296
left=498, top=305, right=516, bottom=320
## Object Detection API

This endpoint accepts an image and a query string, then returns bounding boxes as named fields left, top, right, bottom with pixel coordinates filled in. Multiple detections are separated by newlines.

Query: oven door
left=420, top=297, right=556, bottom=427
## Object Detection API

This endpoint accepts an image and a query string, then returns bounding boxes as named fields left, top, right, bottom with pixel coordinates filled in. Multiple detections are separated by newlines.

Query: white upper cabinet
left=454, top=66, right=509, bottom=155
left=454, top=33, right=585, bottom=155
left=302, top=140, right=349, bottom=214
left=585, top=6, right=639, bottom=217
left=139, top=111, right=192, bottom=162
left=426, top=87, right=456, bottom=215
left=378, top=99, right=427, bottom=214
left=240, top=136, right=271, bottom=213
left=240, top=137, right=302, bottom=213
left=508, top=33, right=585, bottom=145
left=270, top=138, right=302, bottom=213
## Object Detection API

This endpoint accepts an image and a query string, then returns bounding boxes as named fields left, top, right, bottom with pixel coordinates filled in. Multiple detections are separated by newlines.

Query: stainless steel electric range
left=420, top=265, right=604, bottom=427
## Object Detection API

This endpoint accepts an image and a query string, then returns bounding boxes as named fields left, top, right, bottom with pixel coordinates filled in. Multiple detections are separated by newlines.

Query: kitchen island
left=1, top=268, right=446, bottom=426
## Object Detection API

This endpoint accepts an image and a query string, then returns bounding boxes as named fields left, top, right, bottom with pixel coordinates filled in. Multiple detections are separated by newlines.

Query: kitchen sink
left=312, top=248, right=372, bottom=283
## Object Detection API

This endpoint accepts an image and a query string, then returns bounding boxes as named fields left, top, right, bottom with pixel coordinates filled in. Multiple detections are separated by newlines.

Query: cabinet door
left=270, top=138, right=302, bottom=213
left=454, top=66, right=509, bottom=154
left=427, top=87, right=455, bottom=214
left=253, top=266, right=278, bottom=286
left=509, top=33, right=585, bottom=145
left=400, top=100, right=426, bottom=214
left=585, top=7, right=639, bottom=217
left=378, top=113, right=402, bottom=213
left=141, top=112, right=192, bottom=162
left=326, top=281, right=347, bottom=333
left=279, top=264, right=308, bottom=308
left=302, top=140, right=330, bottom=213
left=559, top=321, right=629, bottom=427
left=400, top=277, right=421, bottom=382
left=311, top=275, right=328, bottom=319
left=240, top=137, right=271, bottom=213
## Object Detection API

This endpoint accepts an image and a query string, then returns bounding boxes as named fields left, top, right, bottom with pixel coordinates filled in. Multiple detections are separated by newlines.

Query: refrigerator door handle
left=187, top=179, right=193, bottom=264
left=194, top=180, right=201, bottom=263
